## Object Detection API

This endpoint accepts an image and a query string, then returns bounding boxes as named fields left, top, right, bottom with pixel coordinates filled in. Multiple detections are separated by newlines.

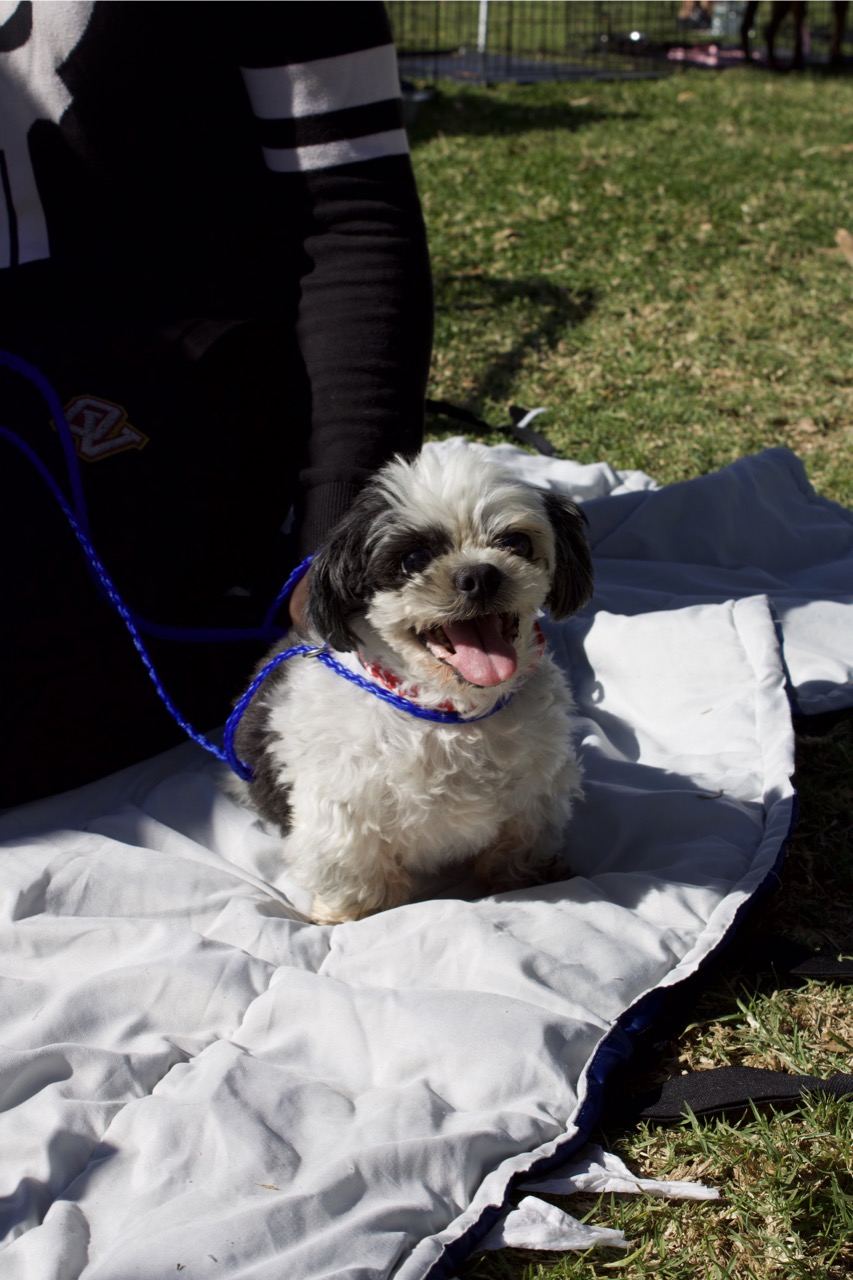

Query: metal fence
left=387, top=1, right=848, bottom=83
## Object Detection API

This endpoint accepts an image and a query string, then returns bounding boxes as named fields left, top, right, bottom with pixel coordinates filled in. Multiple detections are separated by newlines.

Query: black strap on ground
left=635, top=1066, right=853, bottom=1122
left=743, top=935, right=853, bottom=982
left=425, top=398, right=557, bottom=457
left=786, top=951, right=853, bottom=980
left=605, top=940, right=853, bottom=1126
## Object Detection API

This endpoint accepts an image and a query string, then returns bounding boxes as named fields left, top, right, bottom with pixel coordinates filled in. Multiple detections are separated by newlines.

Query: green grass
left=410, top=69, right=853, bottom=504
left=408, top=65, right=853, bottom=1280
left=457, top=1090, right=853, bottom=1278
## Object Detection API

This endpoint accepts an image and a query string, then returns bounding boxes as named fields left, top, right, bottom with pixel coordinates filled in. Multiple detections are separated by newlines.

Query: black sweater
left=0, top=0, right=433, bottom=553
left=0, top=1, right=433, bottom=802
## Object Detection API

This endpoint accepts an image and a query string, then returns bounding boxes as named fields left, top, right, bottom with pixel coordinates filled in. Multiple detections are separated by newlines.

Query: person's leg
left=741, top=1, right=761, bottom=58
left=791, top=0, right=807, bottom=68
left=830, top=0, right=849, bottom=63
left=765, top=0, right=791, bottom=66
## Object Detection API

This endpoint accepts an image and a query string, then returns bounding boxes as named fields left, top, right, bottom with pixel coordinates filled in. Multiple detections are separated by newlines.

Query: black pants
left=1, top=320, right=307, bottom=807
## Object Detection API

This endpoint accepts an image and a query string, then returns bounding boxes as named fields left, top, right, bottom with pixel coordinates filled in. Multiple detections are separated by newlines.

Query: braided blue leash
left=0, top=419, right=287, bottom=771
left=221, top=647, right=513, bottom=781
left=0, top=348, right=309, bottom=779
left=312, top=650, right=513, bottom=725
left=2, top=349, right=517, bottom=783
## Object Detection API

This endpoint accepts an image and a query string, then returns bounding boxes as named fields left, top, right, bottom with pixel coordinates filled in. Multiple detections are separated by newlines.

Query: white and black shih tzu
left=233, top=442, right=593, bottom=925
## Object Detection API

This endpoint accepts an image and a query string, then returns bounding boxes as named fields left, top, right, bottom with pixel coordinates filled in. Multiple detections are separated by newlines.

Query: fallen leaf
left=835, top=228, right=853, bottom=268
left=802, top=142, right=853, bottom=156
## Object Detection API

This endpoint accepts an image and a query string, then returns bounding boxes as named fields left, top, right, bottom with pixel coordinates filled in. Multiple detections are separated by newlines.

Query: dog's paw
left=310, top=896, right=370, bottom=926
left=309, top=874, right=414, bottom=925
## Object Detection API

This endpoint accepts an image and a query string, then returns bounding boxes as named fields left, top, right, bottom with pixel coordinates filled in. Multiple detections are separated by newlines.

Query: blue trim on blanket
left=423, top=788, right=799, bottom=1279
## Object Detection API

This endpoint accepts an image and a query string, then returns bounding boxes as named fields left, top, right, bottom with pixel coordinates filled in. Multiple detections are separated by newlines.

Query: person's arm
left=235, top=1, right=433, bottom=557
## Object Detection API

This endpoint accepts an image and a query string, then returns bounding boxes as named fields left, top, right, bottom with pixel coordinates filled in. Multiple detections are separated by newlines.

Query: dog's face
left=307, top=445, right=593, bottom=700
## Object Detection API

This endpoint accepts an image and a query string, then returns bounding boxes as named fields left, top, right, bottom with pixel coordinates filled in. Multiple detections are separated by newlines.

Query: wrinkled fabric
left=519, top=1143, right=721, bottom=1201
left=479, top=1195, right=630, bottom=1253
left=1, top=445, right=847, bottom=1280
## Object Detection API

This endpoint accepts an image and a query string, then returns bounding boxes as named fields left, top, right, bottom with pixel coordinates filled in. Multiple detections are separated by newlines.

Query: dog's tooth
left=426, top=625, right=446, bottom=650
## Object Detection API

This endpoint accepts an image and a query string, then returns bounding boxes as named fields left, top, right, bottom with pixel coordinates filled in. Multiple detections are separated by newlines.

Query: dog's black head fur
left=307, top=471, right=594, bottom=651
left=307, top=483, right=391, bottom=651
left=541, top=491, right=594, bottom=621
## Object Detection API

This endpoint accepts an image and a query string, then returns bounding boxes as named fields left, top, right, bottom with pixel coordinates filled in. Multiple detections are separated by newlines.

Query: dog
left=233, top=443, right=593, bottom=924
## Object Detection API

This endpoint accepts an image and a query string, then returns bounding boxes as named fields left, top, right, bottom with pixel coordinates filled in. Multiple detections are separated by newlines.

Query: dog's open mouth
left=418, top=613, right=519, bottom=687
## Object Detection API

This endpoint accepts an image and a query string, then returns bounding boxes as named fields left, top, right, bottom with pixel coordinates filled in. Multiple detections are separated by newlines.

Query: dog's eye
left=497, top=532, right=533, bottom=559
left=402, top=547, right=433, bottom=576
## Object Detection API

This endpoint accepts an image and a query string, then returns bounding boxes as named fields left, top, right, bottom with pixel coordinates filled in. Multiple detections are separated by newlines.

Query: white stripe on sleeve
left=241, top=44, right=402, bottom=121
left=261, top=128, right=409, bottom=174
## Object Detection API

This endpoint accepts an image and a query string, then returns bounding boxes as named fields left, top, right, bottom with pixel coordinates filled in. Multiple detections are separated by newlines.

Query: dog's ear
left=541, top=491, right=594, bottom=621
left=306, top=484, right=388, bottom=651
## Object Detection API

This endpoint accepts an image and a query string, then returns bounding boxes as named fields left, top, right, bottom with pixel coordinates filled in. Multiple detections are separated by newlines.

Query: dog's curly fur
left=233, top=443, right=593, bottom=924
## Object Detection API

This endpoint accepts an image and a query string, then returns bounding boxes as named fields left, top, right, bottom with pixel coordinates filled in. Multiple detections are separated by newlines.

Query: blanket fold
left=1, top=446, right=850, bottom=1280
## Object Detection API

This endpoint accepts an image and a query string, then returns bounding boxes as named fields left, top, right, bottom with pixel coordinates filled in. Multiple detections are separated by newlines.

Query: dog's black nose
left=453, top=562, right=503, bottom=604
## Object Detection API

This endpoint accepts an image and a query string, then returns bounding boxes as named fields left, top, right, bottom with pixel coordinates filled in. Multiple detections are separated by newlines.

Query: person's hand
left=288, top=567, right=312, bottom=631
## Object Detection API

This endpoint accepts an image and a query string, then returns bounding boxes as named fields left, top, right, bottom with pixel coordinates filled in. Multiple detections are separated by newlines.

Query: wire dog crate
left=386, top=1, right=849, bottom=83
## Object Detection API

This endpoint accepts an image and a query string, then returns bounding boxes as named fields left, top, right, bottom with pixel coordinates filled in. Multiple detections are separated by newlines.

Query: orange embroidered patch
left=53, top=394, right=149, bottom=461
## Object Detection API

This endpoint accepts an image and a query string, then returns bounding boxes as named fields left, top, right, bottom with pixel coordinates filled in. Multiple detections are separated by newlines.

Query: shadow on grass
left=433, top=272, right=597, bottom=410
left=408, top=87, right=639, bottom=144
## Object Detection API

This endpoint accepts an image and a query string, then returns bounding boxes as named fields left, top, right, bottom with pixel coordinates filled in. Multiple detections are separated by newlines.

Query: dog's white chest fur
left=233, top=444, right=593, bottom=923
left=262, top=652, right=581, bottom=917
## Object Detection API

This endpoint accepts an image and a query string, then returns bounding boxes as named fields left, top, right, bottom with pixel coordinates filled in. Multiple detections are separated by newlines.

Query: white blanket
left=1, top=446, right=851, bottom=1280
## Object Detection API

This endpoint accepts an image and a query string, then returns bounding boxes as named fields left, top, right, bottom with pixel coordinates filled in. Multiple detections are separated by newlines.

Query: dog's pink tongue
left=442, top=616, right=518, bottom=687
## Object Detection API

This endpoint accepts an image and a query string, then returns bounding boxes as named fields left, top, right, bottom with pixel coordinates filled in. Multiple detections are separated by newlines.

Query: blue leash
left=1, top=350, right=513, bottom=784
left=221, top=648, right=512, bottom=783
